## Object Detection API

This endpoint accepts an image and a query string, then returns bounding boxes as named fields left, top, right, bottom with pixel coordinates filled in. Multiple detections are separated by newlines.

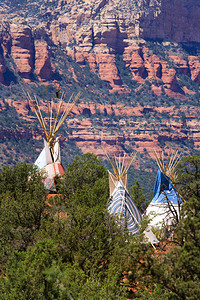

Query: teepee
left=106, top=153, right=159, bottom=246
left=146, top=149, right=182, bottom=227
left=24, top=88, right=81, bottom=190
left=106, top=153, right=142, bottom=236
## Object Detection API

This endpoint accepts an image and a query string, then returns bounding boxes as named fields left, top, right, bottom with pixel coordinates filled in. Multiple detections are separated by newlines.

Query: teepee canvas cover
left=108, top=175, right=142, bottom=236
left=108, top=170, right=128, bottom=196
left=107, top=153, right=142, bottom=235
left=34, top=138, right=65, bottom=190
left=146, top=169, right=181, bottom=227
left=146, top=150, right=182, bottom=227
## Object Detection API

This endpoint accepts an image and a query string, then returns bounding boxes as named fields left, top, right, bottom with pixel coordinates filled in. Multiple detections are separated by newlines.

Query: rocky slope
left=0, top=0, right=200, bottom=170
left=0, top=1, right=200, bottom=93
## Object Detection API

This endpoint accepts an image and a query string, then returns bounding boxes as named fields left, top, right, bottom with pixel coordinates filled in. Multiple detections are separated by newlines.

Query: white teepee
left=24, top=88, right=81, bottom=190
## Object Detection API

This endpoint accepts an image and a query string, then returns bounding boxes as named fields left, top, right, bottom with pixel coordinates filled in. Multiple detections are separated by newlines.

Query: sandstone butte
left=0, top=0, right=200, bottom=165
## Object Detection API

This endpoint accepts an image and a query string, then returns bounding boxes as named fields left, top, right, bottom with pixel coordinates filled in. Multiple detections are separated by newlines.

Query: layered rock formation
left=10, top=19, right=34, bottom=81
left=0, top=18, right=54, bottom=83
left=140, top=0, right=200, bottom=43
left=34, top=40, right=53, bottom=81
left=0, top=0, right=200, bottom=166
left=2, top=99, right=200, bottom=160
left=0, top=1, right=200, bottom=93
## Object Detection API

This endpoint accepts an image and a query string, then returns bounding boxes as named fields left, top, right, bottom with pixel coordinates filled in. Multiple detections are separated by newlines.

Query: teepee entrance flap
left=35, top=139, right=53, bottom=170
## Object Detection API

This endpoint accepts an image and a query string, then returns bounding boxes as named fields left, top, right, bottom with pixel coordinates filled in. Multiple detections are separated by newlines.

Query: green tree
left=0, top=155, right=155, bottom=299
left=130, top=180, right=148, bottom=213
left=4, top=154, right=200, bottom=299
left=0, top=239, right=60, bottom=300
left=59, top=153, right=107, bottom=192
left=0, top=163, right=47, bottom=267
left=175, top=155, right=200, bottom=247
left=147, top=155, right=200, bottom=299
left=58, top=152, right=109, bottom=208
left=176, top=155, right=200, bottom=203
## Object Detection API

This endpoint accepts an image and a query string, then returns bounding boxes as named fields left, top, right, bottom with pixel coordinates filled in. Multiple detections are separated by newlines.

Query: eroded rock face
left=140, top=0, right=200, bottom=43
left=0, top=18, right=54, bottom=83
left=10, top=19, right=34, bottom=81
left=123, top=44, right=146, bottom=83
left=123, top=44, right=186, bottom=97
left=170, top=55, right=188, bottom=75
left=0, top=1, right=200, bottom=168
left=188, top=56, right=200, bottom=84
left=34, top=40, right=53, bottom=81
left=55, top=103, right=200, bottom=157
left=0, top=1, right=200, bottom=94
left=48, top=0, right=200, bottom=47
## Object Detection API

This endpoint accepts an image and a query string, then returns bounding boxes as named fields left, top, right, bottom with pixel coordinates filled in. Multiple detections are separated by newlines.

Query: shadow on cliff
left=3, top=69, right=18, bottom=86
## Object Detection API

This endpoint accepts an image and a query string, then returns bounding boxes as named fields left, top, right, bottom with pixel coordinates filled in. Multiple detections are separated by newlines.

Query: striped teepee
left=106, top=153, right=159, bottom=246
left=106, top=153, right=142, bottom=236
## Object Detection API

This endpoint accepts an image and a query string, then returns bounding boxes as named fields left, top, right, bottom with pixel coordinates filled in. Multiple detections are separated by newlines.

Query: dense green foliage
left=148, top=156, right=200, bottom=299
left=0, top=163, right=47, bottom=269
left=130, top=180, right=148, bottom=213
left=0, top=154, right=199, bottom=299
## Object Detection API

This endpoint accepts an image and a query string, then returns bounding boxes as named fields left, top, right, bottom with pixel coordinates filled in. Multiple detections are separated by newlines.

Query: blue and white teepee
left=146, top=150, right=182, bottom=227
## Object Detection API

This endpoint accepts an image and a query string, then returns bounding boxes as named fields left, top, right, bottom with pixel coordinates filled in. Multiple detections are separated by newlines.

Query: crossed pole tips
left=153, top=148, right=186, bottom=207
left=153, top=148, right=182, bottom=183
left=105, top=151, right=136, bottom=181
left=23, top=87, right=81, bottom=157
